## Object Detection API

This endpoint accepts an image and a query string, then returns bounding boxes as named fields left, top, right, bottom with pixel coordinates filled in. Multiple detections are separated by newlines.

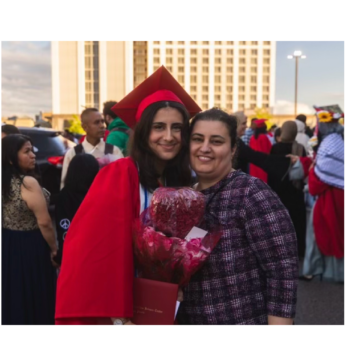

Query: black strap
left=110, top=127, right=131, bottom=136
left=104, top=143, right=114, bottom=155
left=74, top=144, right=84, bottom=155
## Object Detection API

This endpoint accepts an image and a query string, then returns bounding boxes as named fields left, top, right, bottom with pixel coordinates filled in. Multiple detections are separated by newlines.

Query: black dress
left=2, top=177, right=56, bottom=325
left=268, top=142, right=307, bottom=257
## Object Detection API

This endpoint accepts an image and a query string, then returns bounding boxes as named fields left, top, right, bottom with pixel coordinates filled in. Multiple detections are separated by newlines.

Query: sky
left=1, top=41, right=345, bottom=117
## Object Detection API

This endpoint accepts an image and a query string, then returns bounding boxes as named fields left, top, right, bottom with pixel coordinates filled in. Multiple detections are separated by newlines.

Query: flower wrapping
left=133, top=187, right=221, bottom=286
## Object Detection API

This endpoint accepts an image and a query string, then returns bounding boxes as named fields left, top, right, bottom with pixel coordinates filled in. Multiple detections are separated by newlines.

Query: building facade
left=51, top=41, right=276, bottom=130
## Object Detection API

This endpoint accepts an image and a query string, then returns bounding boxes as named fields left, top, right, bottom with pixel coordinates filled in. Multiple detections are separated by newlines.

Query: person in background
left=274, top=127, right=281, bottom=143
left=241, top=117, right=256, bottom=146
left=249, top=119, right=272, bottom=183
left=296, top=114, right=313, bottom=138
left=54, top=154, right=100, bottom=266
left=234, top=111, right=248, bottom=138
left=267, top=124, right=277, bottom=144
left=295, top=119, right=310, bottom=154
left=301, top=114, right=344, bottom=282
left=60, top=108, right=123, bottom=189
left=178, top=108, right=298, bottom=325
left=2, top=124, right=20, bottom=138
left=2, top=134, right=58, bottom=325
left=268, top=121, right=307, bottom=258
left=103, top=100, right=131, bottom=155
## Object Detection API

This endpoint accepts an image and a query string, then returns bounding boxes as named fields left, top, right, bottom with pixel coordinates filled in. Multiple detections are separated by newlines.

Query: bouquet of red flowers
left=133, top=187, right=221, bottom=286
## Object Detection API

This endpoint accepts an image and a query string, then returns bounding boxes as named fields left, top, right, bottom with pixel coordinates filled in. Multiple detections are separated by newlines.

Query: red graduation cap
left=254, top=119, right=267, bottom=128
left=111, top=66, right=202, bottom=128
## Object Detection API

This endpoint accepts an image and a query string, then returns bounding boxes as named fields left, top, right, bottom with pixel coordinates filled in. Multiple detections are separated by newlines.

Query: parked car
left=18, top=127, right=76, bottom=204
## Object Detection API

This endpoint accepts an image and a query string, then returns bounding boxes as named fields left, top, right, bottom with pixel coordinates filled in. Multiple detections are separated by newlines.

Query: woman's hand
left=177, top=288, right=184, bottom=302
left=50, top=250, right=60, bottom=268
left=286, top=154, right=299, bottom=165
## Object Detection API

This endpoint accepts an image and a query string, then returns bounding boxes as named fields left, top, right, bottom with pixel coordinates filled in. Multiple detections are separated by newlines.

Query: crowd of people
left=1, top=66, right=344, bottom=325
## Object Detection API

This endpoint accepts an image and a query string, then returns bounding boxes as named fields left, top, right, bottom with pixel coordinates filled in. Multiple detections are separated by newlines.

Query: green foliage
left=68, top=115, right=85, bottom=134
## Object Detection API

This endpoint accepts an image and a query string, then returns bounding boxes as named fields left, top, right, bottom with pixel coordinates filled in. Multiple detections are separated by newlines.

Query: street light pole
left=288, top=51, right=306, bottom=118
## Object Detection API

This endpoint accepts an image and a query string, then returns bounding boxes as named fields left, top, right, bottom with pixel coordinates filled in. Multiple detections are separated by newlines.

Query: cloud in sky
left=272, top=100, right=314, bottom=115
left=1, top=41, right=51, bottom=117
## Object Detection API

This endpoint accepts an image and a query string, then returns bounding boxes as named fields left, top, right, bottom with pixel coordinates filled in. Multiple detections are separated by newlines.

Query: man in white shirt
left=60, top=108, right=123, bottom=189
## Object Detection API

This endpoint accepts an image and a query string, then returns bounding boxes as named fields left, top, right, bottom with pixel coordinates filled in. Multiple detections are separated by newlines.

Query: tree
left=68, top=115, right=85, bottom=134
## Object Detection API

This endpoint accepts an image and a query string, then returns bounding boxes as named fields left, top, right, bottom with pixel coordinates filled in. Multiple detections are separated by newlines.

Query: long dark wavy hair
left=2, top=134, right=39, bottom=202
left=129, top=101, right=192, bottom=192
left=254, top=126, right=267, bottom=139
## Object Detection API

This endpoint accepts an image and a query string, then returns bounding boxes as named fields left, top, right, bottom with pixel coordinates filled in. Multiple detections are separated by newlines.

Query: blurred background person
left=2, top=134, right=58, bottom=325
left=2, top=124, right=19, bottom=138
left=241, top=117, right=257, bottom=146
left=103, top=100, right=131, bottom=155
left=274, top=127, right=282, bottom=143
left=296, top=114, right=313, bottom=138
left=249, top=119, right=272, bottom=183
left=295, top=119, right=310, bottom=154
left=268, top=121, right=307, bottom=258
left=54, top=154, right=99, bottom=266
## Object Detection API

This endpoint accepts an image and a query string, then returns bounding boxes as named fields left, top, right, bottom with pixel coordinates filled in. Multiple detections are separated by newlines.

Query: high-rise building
left=51, top=41, right=276, bottom=129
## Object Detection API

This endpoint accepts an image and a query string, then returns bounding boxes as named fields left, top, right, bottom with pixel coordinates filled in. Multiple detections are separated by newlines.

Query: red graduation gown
left=308, top=168, right=344, bottom=259
left=249, top=134, right=272, bottom=183
left=55, top=157, right=140, bottom=324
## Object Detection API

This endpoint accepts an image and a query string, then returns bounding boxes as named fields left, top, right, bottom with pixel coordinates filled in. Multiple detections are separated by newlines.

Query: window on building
left=251, top=58, right=257, bottom=64
left=250, top=103, right=256, bottom=109
left=227, top=95, right=233, bottom=101
left=203, top=58, right=209, bottom=64
left=239, top=75, right=245, bottom=83
left=153, top=41, right=160, bottom=44
left=263, top=95, right=269, bottom=101
left=191, top=58, right=197, bottom=64
left=239, top=67, right=245, bottom=73
left=178, top=41, right=185, bottom=44
left=191, top=49, right=197, bottom=55
left=154, top=49, right=160, bottom=55
left=166, top=49, right=173, bottom=54
left=85, top=83, right=92, bottom=91
left=178, top=57, right=185, bottom=64
left=202, top=102, right=209, bottom=109
left=227, top=41, right=234, bottom=45
left=203, top=94, right=209, bottom=101
left=238, top=95, right=245, bottom=101
left=178, top=75, right=184, bottom=83
left=85, top=45, right=91, bottom=54
left=215, top=67, right=221, bottom=73
left=263, top=49, right=271, bottom=56
left=263, top=86, right=269, bottom=92
left=85, top=57, right=91, bottom=69
left=251, top=49, right=258, bottom=55
left=263, top=75, right=269, bottom=83
left=203, top=41, right=209, bottom=45
left=167, top=66, right=172, bottom=72
left=251, top=95, right=257, bottom=101
left=240, top=41, right=246, bottom=45
left=239, top=86, right=245, bottom=92
left=191, top=66, right=197, bottom=72
left=238, top=103, right=245, bottom=110
left=215, top=96, right=221, bottom=102
left=203, top=75, right=209, bottom=83
left=153, top=64, right=160, bottom=71
left=85, top=70, right=91, bottom=80
left=227, top=76, right=233, bottom=83
left=239, top=58, right=246, bottom=64
left=227, top=86, right=233, bottom=92
left=166, top=41, right=173, bottom=44
left=227, top=49, right=233, bottom=55
left=263, top=102, right=269, bottom=108
left=264, top=41, right=271, bottom=45
left=251, top=76, right=257, bottom=83
left=240, top=49, right=246, bottom=56
left=202, top=66, right=209, bottom=73
left=227, top=58, right=233, bottom=64
left=215, top=86, right=221, bottom=92
left=191, top=41, right=197, bottom=44
left=203, top=49, right=209, bottom=55
left=263, top=67, right=270, bottom=73
left=178, top=66, right=184, bottom=73
left=251, top=67, right=257, bottom=73
left=190, top=75, right=197, bottom=83
left=166, top=57, right=173, bottom=64
left=251, top=86, right=257, bottom=92
left=263, top=58, right=270, bottom=64
left=86, top=94, right=92, bottom=103
left=251, top=41, right=258, bottom=45
left=215, top=58, right=221, bottom=64
left=191, top=86, right=197, bottom=92
left=178, top=49, right=184, bottom=55
left=215, top=49, right=222, bottom=55
left=215, top=41, right=222, bottom=45
left=215, top=75, right=221, bottom=82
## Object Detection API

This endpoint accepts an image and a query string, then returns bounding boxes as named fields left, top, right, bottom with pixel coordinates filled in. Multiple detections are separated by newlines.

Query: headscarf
left=281, top=121, right=303, bottom=157
left=295, top=119, right=309, bottom=153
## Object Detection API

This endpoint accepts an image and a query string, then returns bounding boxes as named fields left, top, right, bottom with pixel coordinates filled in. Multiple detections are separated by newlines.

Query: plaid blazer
left=178, top=170, right=298, bottom=325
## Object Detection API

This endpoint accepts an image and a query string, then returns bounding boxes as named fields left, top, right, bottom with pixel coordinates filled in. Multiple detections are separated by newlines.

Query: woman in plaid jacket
left=177, top=108, right=298, bottom=325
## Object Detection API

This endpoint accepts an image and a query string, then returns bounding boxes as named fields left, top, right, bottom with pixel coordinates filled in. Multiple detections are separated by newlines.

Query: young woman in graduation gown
left=55, top=66, right=201, bottom=325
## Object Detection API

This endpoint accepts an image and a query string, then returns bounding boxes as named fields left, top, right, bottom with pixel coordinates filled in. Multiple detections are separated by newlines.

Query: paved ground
left=296, top=272, right=344, bottom=325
